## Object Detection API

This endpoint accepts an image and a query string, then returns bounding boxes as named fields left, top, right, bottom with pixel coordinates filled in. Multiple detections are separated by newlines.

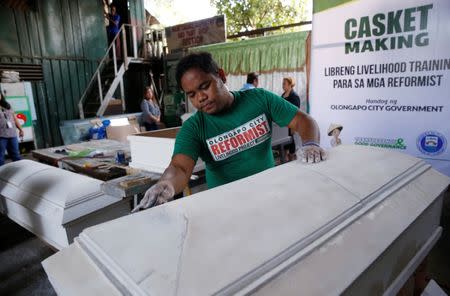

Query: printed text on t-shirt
left=206, top=114, right=271, bottom=161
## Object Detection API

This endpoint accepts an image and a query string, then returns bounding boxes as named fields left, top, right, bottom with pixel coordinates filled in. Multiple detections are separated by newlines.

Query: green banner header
left=313, top=0, right=355, bottom=13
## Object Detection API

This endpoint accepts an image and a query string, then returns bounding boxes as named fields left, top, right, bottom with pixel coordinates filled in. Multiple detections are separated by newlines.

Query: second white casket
left=42, top=145, right=449, bottom=295
left=0, top=160, right=130, bottom=250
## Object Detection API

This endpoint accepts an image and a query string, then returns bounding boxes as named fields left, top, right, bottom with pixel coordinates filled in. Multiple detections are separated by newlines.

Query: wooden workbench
left=32, top=139, right=131, bottom=181
left=32, top=139, right=206, bottom=200
left=101, top=171, right=161, bottom=198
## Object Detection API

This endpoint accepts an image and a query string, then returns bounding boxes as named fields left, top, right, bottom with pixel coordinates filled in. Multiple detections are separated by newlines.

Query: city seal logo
left=417, top=131, right=447, bottom=156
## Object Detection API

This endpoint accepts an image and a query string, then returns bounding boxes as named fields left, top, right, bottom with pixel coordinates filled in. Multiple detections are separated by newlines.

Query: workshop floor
left=0, top=215, right=56, bottom=295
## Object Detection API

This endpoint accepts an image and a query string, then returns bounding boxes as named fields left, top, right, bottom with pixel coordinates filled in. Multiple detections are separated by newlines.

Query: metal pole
left=97, top=71, right=103, bottom=104
left=78, top=104, right=84, bottom=119
left=132, top=26, right=138, bottom=58
left=112, top=44, right=117, bottom=75
left=120, top=78, right=125, bottom=112
left=122, top=27, right=128, bottom=69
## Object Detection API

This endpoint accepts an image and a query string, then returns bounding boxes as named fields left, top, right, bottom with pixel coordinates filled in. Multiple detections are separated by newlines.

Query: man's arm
left=159, top=154, right=195, bottom=194
left=131, top=154, right=195, bottom=212
left=287, top=111, right=320, bottom=144
left=259, top=88, right=325, bottom=162
left=132, top=115, right=201, bottom=212
left=287, top=111, right=326, bottom=163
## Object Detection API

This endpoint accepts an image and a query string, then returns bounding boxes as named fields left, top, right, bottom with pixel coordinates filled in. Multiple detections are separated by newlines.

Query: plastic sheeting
left=193, top=31, right=309, bottom=75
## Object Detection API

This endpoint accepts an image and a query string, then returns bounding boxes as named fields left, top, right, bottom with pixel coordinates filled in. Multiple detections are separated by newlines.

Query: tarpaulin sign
left=165, top=15, right=226, bottom=53
left=310, top=0, right=450, bottom=176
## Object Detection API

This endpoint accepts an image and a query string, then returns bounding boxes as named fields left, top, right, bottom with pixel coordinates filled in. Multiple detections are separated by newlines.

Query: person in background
left=282, top=77, right=301, bottom=161
left=0, top=93, right=23, bottom=166
left=281, top=77, right=300, bottom=108
left=106, top=4, right=121, bottom=58
left=140, top=86, right=161, bottom=131
left=240, top=72, right=259, bottom=91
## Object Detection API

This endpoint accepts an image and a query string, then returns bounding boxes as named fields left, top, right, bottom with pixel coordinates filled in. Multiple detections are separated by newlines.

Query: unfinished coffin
left=42, top=145, right=449, bottom=295
left=128, top=127, right=204, bottom=173
left=0, top=160, right=129, bottom=250
left=127, top=125, right=289, bottom=174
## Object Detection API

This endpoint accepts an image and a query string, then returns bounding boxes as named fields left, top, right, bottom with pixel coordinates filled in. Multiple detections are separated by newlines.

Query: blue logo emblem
left=417, top=131, right=447, bottom=156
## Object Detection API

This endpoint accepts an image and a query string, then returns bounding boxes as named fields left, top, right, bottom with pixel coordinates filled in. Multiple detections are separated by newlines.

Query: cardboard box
left=127, top=127, right=205, bottom=173
left=106, top=124, right=139, bottom=143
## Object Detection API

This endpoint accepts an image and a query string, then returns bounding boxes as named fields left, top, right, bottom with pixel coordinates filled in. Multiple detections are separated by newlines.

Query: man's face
left=181, top=68, right=229, bottom=114
left=253, top=78, right=259, bottom=87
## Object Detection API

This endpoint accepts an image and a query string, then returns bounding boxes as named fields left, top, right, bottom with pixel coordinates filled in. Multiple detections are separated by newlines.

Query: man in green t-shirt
left=132, top=52, right=326, bottom=212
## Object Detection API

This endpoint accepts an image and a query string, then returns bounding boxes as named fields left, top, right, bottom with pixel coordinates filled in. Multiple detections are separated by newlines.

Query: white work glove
left=131, top=181, right=175, bottom=213
left=297, top=142, right=327, bottom=163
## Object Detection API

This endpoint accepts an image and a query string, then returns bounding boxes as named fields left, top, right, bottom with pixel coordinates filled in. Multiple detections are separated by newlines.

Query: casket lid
left=0, top=159, right=104, bottom=208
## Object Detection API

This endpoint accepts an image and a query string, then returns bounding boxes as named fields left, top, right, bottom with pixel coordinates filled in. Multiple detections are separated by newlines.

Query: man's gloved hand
left=297, top=142, right=327, bottom=163
left=131, top=181, right=175, bottom=213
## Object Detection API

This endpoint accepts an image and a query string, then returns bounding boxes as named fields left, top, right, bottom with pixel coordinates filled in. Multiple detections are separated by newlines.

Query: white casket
left=0, top=160, right=130, bottom=250
left=127, top=124, right=289, bottom=174
left=42, top=145, right=449, bottom=295
left=128, top=127, right=205, bottom=173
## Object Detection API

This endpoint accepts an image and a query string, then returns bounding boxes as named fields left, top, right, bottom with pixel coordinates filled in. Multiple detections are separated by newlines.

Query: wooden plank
left=32, top=82, right=52, bottom=148
left=32, top=139, right=130, bottom=161
left=32, top=149, right=66, bottom=165
left=60, top=0, right=75, bottom=57
left=60, top=159, right=127, bottom=181
left=42, top=59, right=60, bottom=146
left=12, top=11, right=32, bottom=56
left=51, top=60, right=67, bottom=121
left=68, top=60, right=81, bottom=118
left=67, top=0, right=83, bottom=58
left=134, top=127, right=180, bottom=139
left=101, top=171, right=161, bottom=198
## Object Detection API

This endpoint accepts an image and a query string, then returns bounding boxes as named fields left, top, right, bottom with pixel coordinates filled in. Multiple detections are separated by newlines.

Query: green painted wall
left=0, top=0, right=147, bottom=148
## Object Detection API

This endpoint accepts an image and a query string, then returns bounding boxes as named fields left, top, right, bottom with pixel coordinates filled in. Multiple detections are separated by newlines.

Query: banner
left=165, top=15, right=226, bottom=53
left=310, top=0, right=450, bottom=176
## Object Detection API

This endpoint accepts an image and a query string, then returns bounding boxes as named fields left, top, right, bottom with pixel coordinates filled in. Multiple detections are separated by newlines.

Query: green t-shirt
left=173, top=88, right=298, bottom=188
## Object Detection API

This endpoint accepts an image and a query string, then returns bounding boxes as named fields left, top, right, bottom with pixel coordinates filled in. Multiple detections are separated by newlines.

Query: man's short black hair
left=246, top=72, right=258, bottom=84
left=176, top=52, right=220, bottom=89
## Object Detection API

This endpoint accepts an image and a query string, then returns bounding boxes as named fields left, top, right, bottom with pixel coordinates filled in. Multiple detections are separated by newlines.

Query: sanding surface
left=42, top=145, right=450, bottom=295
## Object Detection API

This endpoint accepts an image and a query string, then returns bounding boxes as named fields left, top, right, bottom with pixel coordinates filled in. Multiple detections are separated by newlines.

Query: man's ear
left=218, top=68, right=227, bottom=84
